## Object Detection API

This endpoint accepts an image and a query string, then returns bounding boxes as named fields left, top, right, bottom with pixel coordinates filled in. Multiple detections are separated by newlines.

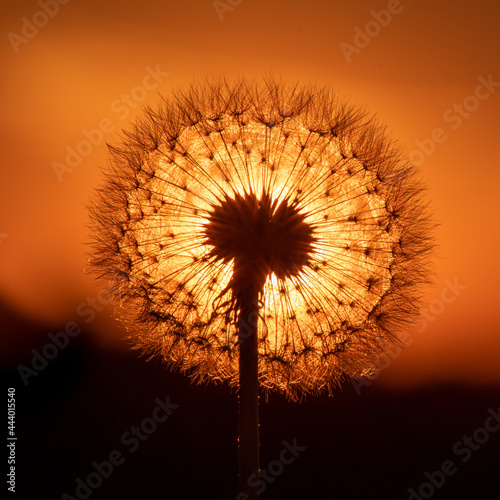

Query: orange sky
left=1, top=0, right=499, bottom=387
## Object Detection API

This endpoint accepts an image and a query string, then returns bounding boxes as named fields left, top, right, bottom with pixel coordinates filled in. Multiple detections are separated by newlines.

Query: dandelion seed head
left=89, top=78, right=433, bottom=399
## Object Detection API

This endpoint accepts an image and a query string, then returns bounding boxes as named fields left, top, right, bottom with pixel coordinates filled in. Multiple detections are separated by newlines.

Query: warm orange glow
left=89, top=79, right=433, bottom=399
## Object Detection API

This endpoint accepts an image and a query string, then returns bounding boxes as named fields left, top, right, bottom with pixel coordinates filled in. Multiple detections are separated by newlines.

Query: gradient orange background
left=2, top=1, right=500, bottom=499
left=2, top=0, right=499, bottom=385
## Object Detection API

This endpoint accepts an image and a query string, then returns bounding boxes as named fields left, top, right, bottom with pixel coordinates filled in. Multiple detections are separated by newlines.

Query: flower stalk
left=237, top=295, right=260, bottom=498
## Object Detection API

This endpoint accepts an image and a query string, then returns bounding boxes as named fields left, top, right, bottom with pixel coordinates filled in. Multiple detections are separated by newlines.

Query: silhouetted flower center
left=204, top=191, right=316, bottom=303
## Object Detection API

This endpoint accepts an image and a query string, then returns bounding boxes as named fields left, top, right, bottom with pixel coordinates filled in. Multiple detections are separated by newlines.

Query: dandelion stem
left=237, top=293, right=260, bottom=498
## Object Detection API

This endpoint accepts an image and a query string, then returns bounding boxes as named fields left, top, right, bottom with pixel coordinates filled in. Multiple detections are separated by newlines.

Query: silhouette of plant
left=89, top=78, right=434, bottom=497
left=89, top=78, right=433, bottom=400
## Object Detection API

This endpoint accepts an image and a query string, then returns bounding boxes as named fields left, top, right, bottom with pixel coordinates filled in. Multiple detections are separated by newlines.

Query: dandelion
left=88, top=78, right=433, bottom=497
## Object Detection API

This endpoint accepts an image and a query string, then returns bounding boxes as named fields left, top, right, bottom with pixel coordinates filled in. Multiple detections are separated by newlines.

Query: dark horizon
left=3, top=306, right=500, bottom=499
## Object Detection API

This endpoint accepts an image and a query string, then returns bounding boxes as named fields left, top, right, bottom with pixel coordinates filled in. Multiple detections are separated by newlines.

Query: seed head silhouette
left=89, top=78, right=433, bottom=496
